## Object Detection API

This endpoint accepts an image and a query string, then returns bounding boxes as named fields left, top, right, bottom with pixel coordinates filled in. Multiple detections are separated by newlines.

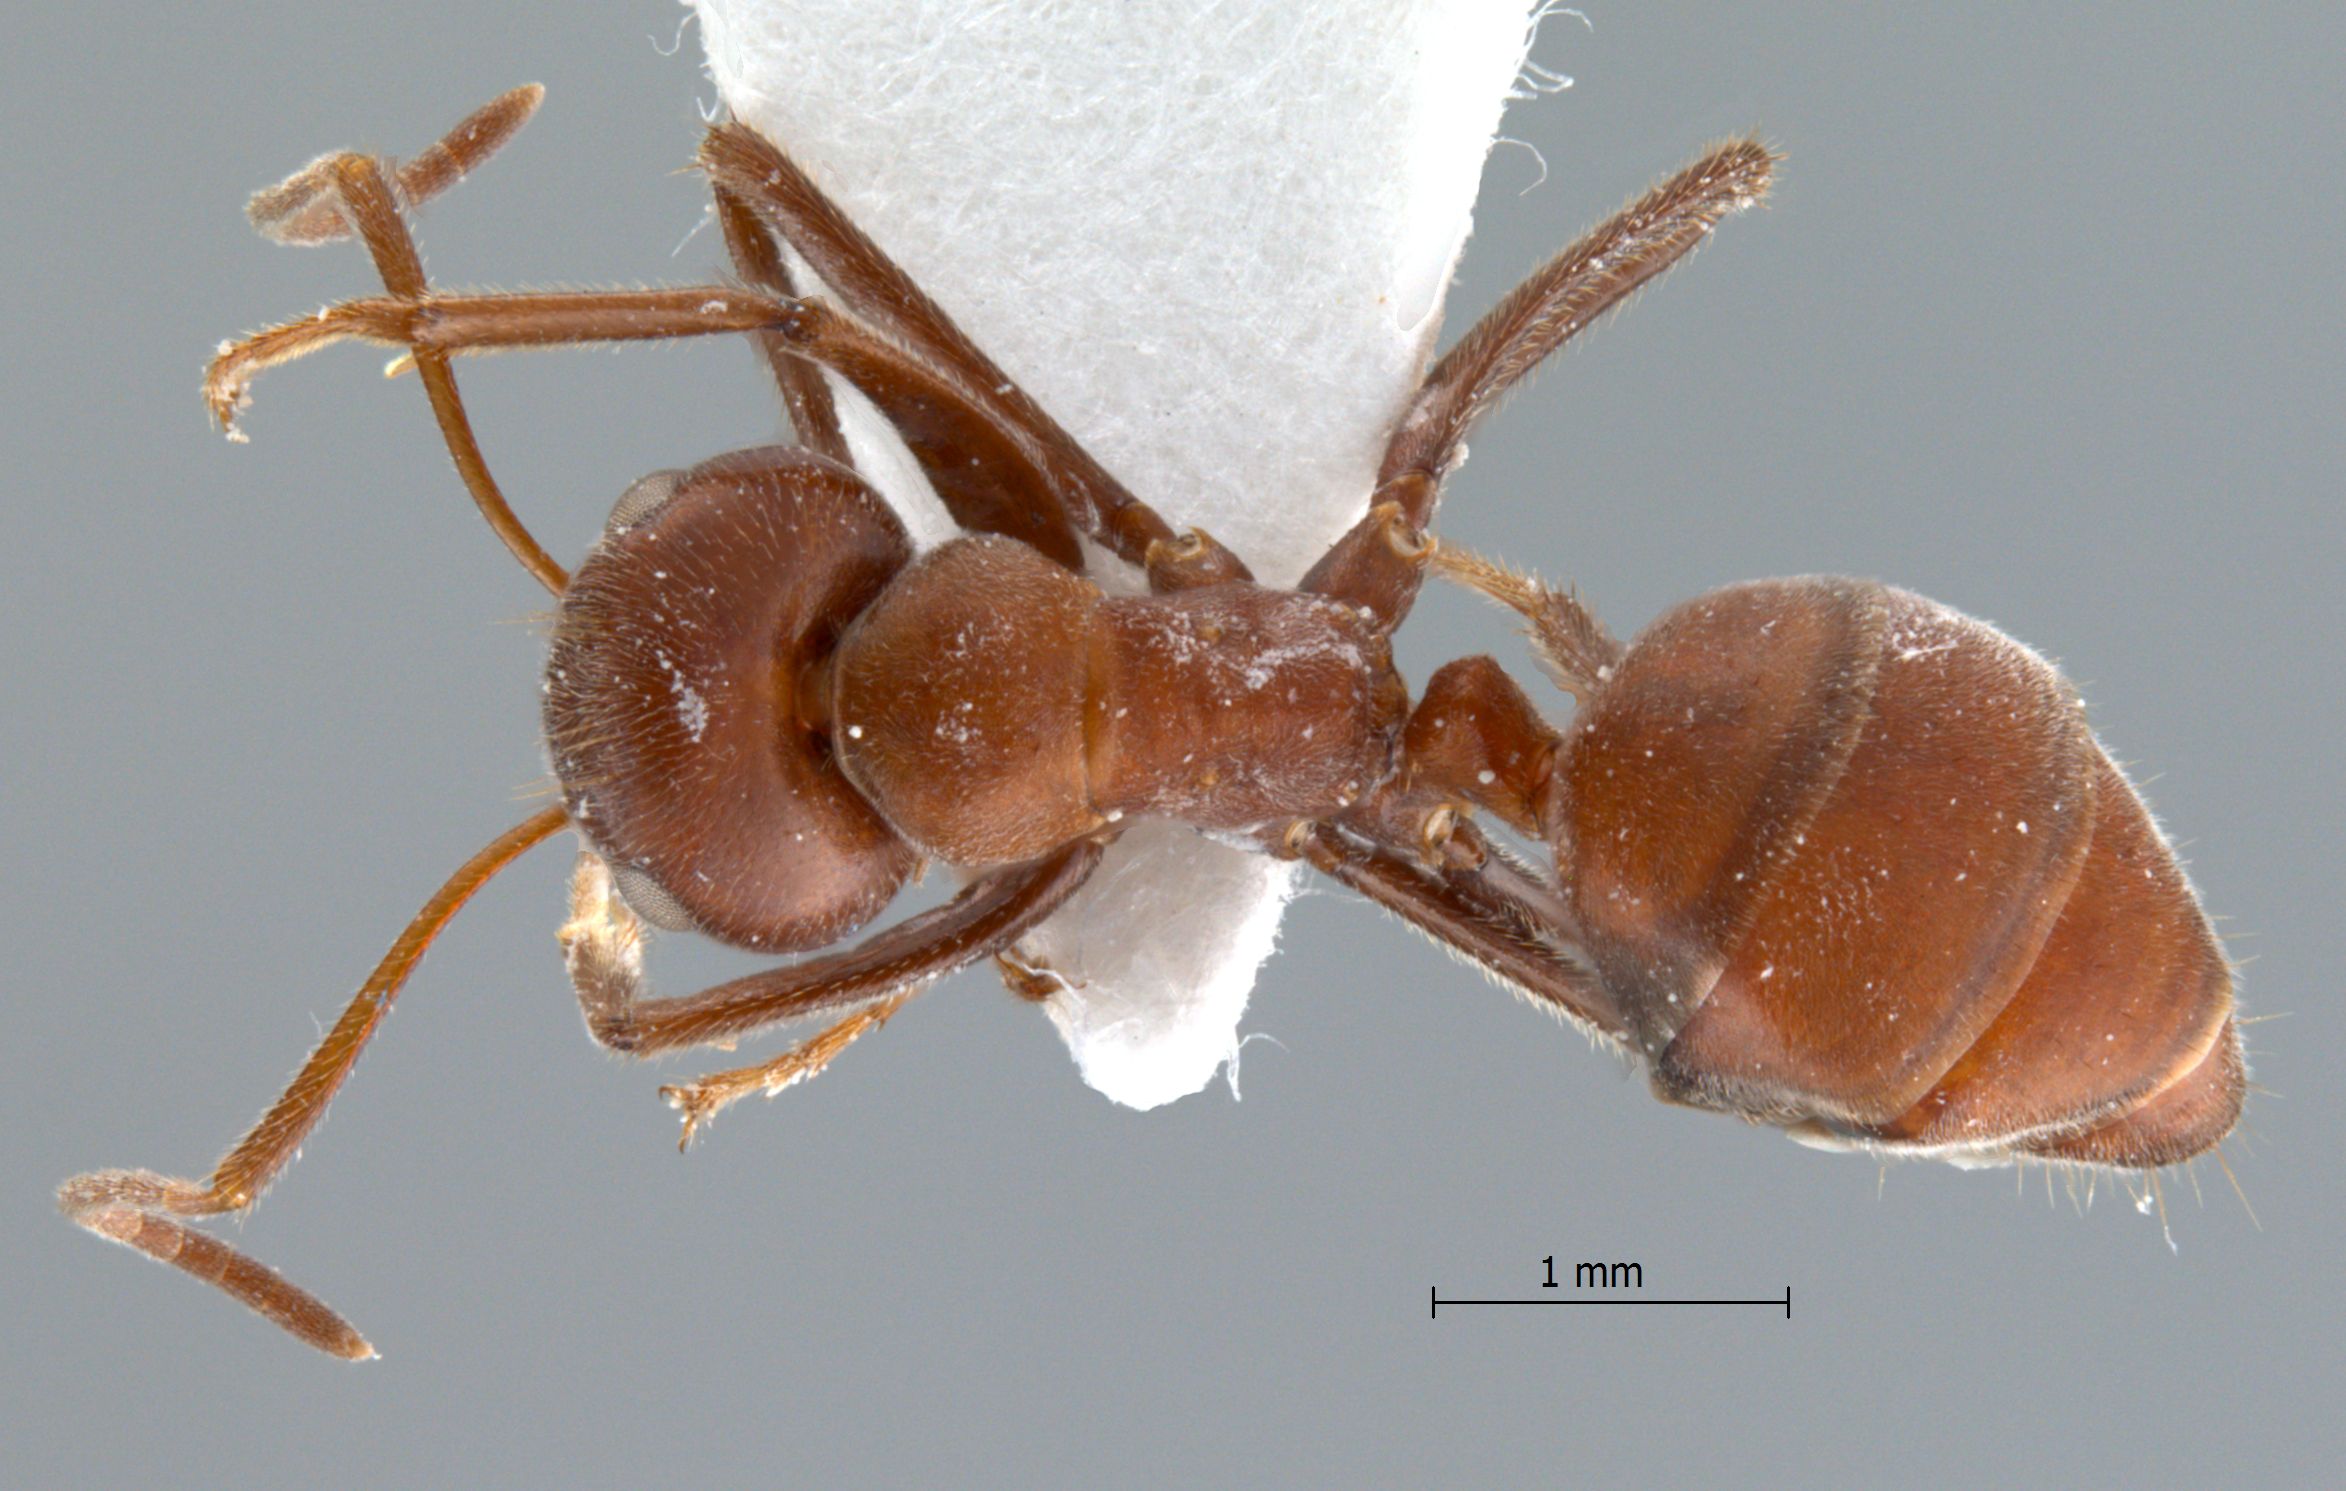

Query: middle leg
left=561, top=836, right=1105, bottom=1065
left=711, top=183, right=852, bottom=467
left=710, top=172, right=1092, bottom=574
left=699, top=122, right=1252, bottom=584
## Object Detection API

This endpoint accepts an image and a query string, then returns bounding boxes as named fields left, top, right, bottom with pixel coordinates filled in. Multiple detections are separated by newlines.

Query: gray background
left=6, top=5, right=2338, bottom=1486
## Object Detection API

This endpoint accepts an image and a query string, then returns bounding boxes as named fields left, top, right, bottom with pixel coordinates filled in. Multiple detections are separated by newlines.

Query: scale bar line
left=1431, top=1287, right=1791, bottom=1319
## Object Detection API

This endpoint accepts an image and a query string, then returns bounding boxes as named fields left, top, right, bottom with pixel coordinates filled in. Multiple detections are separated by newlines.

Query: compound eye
left=605, top=468, right=686, bottom=534
left=608, top=862, right=700, bottom=933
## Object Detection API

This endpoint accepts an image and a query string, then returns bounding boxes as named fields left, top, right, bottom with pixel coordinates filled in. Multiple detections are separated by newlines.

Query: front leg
left=657, top=996, right=910, bottom=1150
left=560, top=839, right=1106, bottom=1127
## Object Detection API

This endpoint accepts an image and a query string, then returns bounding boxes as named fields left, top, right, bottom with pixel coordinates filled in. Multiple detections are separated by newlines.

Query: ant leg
left=715, top=185, right=1087, bottom=569
left=1384, top=137, right=1776, bottom=487
left=712, top=182, right=1093, bottom=581
left=234, top=91, right=569, bottom=594
left=1287, top=820, right=1627, bottom=1042
left=247, top=85, right=544, bottom=246
left=561, top=838, right=1104, bottom=1062
left=1425, top=544, right=1623, bottom=697
left=213, top=279, right=1096, bottom=571
left=712, top=184, right=851, bottom=467
left=657, top=995, right=909, bottom=1150
left=230, top=89, right=1083, bottom=582
left=219, top=89, right=1209, bottom=583
left=707, top=191, right=1100, bottom=569
left=694, top=126, right=1009, bottom=412
left=700, top=124, right=1247, bottom=585
left=1305, top=138, right=1776, bottom=629
left=55, top=806, right=567, bottom=1359
left=995, top=947, right=1078, bottom=1001
left=716, top=168, right=1239, bottom=586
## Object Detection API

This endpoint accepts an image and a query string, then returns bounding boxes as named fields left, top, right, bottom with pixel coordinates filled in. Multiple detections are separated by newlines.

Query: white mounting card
left=694, top=0, right=1539, bottom=1107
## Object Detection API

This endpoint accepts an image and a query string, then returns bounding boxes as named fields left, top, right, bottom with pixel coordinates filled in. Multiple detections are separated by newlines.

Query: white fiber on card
left=693, top=0, right=1539, bottom=1107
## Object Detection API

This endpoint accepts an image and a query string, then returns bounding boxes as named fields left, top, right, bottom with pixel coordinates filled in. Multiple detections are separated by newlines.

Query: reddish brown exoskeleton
left=59, top=87, right=2241, bottom=1358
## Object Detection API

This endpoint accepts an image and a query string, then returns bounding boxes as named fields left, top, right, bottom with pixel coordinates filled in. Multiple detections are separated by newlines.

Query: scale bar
left=1432, top=1287, right=1790, bottom=1319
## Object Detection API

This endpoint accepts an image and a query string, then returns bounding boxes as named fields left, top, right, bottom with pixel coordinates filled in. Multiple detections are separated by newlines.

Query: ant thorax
left=830, top=535, right=1409, bottom=865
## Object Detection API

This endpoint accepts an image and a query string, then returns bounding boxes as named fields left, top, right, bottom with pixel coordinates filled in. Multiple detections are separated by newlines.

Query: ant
left=60, top=86, right=2239, bottom=1358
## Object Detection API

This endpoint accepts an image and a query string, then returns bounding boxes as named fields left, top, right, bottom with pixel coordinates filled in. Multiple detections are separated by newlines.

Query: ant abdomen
left=545, top=447, right=916, bottom=952
left=1884, top=747, right=2243, bottom=1168
left=1559, top=577, right=2239, bottom=1166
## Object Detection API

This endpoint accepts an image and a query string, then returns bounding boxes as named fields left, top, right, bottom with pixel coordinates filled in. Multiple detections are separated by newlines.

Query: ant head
left=544, top=448, right=917, bottom=952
